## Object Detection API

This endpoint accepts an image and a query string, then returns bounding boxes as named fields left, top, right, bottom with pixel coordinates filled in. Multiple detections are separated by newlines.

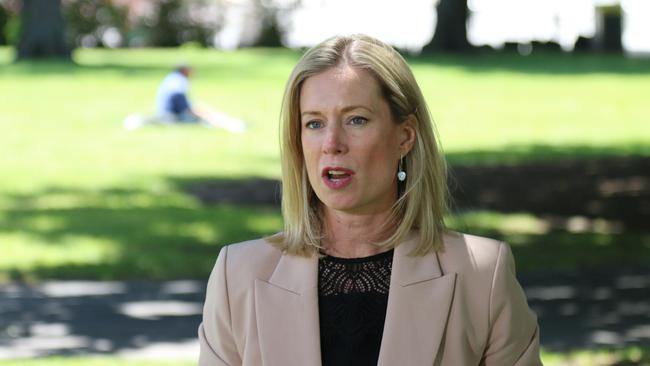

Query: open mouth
left=326, top=169, right=351, bottom=181
left=321, top=167, right=354, bottom=189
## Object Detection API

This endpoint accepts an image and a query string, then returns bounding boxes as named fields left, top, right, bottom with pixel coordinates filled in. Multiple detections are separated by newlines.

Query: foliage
left=141, top=0, right=220, bottom=48
left=249, top=0, right=283, bottom=47
left=62, top=0, right=129, bottom=48
left=0, top=0, right=18, bottom=45
left=0, top=2, right=7, bottom=44
left=4, top=0, right=223, bottom=49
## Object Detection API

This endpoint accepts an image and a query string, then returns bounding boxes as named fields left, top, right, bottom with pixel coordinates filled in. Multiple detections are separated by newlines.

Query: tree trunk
left=0, top=5, right=8, bottom=45
left=422, top=0, right=471, bottom=53
left=16, top=0, right=71, bottom=60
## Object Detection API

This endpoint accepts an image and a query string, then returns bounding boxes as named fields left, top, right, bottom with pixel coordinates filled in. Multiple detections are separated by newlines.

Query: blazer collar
left=267, top=248, right=318, bottom=294
left=255, top=233, right=457, bottom=366
left=391, top=231, right=444, bottom=284
left=255, top=251, right=321, bottom=366
left=377, top=233, right=457, bottom=366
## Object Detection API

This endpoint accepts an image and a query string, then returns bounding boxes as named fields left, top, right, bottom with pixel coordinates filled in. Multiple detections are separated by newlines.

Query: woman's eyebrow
left=301, top=105, right=373, bottom=117
left=301, top=110, right=323, bottom=117
left=341, top=105, right=373, bottom=114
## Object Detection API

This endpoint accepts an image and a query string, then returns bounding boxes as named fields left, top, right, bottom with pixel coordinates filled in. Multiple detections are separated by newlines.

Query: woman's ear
left=399, top=114, right=417, bottom=155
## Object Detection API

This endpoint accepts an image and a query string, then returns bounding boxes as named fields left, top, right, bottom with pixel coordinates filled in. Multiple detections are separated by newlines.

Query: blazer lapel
left=255, top=252, right=322, bottom=366
left=378, top=236, right=457, bottom=366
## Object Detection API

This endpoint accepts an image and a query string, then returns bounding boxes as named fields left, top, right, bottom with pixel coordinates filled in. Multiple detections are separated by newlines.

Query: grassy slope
left=1, top=47, right=649, bottom=281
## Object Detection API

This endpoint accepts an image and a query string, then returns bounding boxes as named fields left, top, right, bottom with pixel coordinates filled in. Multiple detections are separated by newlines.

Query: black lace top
left=318, top=249, right=394, bottom=366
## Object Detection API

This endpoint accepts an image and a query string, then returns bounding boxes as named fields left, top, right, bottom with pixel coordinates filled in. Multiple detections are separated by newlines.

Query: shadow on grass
left=408, top=49, right=650, bottom=75
left=3, top=47, right=650, bottom=78
left=445, top=143, right=650, bottom=166
left=0, top=186, right=282, bottom=281
left=168, top=151, right=650, bottom=272
left=516, top=261, right=650, bottom=352
left=1, top=168, right=649, bottom=355
left=447, top=227, right=650, bottom=272
left=0, top=280, right=207, bottom=358
left=0, top=59, right=169, bottom=77
left=448, top=152, right=650, bottom=231
left=1, top=147, right=649, bottom=280
left=170, top=176, right=282, bottom=206
left=0, top=48, right=301, bottom=78
left=174, top=150, right=650, bottom=233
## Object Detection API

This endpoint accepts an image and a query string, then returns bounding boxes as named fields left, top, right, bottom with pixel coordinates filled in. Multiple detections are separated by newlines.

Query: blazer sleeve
left=481, top=242, right=543, bottom=366
left=198, top=246, right=242, bottom=366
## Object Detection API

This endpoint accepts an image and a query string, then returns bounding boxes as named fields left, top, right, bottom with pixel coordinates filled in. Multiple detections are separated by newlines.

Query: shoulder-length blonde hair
left=268, top=34, right=448, bottom=257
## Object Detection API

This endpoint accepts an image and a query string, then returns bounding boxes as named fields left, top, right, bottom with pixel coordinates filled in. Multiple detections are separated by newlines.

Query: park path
left=1, top=269, right=648, bottom=360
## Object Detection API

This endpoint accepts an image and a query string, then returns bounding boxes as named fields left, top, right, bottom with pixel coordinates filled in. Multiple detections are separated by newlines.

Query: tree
left=252, top=0, right=283, bottom=47
left=0, top=4, right=8, bottom=45
left=16, top=0, right=71, bottom=60
left=422, top=0, right=471, bottom=53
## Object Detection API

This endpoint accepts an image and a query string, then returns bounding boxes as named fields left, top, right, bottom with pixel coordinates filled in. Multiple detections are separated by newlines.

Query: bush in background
left=139, top=0, right=221, bottom=47
left=62, top=0, right=129, bottom=48
left=60, top=0, right=222, bottom=48
left=0, top=0, right=20, bottom=46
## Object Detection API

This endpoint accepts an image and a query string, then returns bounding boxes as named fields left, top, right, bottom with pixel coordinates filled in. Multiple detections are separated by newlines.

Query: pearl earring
left=397, top=155, right=406, bottom=182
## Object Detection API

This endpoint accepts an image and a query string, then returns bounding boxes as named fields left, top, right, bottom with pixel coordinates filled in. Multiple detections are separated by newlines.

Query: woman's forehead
left=299, top=67, right=384, bottom=111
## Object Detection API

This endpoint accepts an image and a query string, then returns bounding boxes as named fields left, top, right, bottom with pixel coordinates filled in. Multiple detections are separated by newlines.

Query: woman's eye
left=349, top=116, right=368, bottom=125
left=305, top=120, right=323, bottom=129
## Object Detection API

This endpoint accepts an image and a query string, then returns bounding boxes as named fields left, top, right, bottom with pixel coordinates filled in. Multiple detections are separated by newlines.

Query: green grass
left=447, top=211, right=650, bottom=272
left=541, top=346, right=650, bottom=366
left=1, top=46, right=650, bottom=281
left=0, top=347, right=647, bottom=366
left=0, top=359, right=193, bottom=366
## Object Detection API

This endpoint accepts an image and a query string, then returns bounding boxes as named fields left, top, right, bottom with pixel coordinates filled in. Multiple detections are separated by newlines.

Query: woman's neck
left=320, top=207, right=396, bottom=258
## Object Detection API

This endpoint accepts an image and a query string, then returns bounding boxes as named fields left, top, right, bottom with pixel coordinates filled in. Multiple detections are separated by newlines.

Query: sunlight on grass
left=541, top=346, right=649, bottom=366
left=0, top=233, right=119, bottom=282
left=446, top=210, right=650, bottom=272
left=447, top=211, right=550, bottom=235
left=0, top=182, right=284, bottom=281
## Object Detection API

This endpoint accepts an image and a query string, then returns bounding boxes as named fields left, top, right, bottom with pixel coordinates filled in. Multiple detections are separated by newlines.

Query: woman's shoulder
left=222, top=236, right=283, bottom=260
left=205, top=238, right=282, bottom=289
left=439, top=230, right=512, bottom=275
left=214, top=236, right=284, bottom=284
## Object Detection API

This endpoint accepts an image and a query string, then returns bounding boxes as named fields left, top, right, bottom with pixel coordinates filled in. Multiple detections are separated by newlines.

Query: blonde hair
left=268, top=34, right=448, bottom=256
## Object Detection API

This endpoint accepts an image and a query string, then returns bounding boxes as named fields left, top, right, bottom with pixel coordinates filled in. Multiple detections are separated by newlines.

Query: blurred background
left=0, top=0, right=649, bottom=365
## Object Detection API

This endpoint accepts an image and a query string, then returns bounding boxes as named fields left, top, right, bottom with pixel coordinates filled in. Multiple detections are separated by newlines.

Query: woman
left=199, top=34, right=542, bottom=366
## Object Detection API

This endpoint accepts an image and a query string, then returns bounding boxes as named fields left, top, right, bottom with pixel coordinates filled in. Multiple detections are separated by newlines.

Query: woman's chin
left=318, top=196, right=360, bottom=213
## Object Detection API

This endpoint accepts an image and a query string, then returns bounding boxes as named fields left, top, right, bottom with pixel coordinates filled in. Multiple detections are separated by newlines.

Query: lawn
left=1, top=46, right=649, bottom=281
left=0, top=347, right=648, bottom=366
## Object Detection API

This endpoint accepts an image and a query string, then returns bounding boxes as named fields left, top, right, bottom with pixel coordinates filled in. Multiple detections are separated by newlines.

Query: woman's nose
left=322, top=125, right=348, bottom=155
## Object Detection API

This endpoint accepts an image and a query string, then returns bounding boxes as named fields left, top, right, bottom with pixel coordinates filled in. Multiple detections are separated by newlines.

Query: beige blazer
left=198, top=231, right=542, bottom=366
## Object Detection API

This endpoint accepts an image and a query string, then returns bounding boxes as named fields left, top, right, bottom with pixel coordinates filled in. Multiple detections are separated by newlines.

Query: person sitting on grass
left=123, top=64, right=246, bottom=133
left=156, top=64, right=201, bottom=123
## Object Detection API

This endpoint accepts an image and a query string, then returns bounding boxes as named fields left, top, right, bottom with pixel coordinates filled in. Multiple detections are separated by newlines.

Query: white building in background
left=280, top=0, right=435, bottom=53
left=467, top=0, right=650, bottom=56
left=620, top=0, right=650, bottom=56
left=216, top=0, right=650, bottom=56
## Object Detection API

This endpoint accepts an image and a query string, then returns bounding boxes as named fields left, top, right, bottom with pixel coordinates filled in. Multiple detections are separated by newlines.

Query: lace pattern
left=319, top=250, right=393, bottom=296
left=318, top=249, right=393, bottom=366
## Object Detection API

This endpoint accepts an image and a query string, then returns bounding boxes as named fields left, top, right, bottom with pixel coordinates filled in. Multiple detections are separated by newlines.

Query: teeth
left=328, top=170, right=346, bottom=176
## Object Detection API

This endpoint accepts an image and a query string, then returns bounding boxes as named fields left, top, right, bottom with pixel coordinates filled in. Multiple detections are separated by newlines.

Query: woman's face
left=300, top=66, right=414, bottom=216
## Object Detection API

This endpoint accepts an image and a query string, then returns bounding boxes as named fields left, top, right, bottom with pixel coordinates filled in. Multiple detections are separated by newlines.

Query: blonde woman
left=198, top=34, right=542, bottom=366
